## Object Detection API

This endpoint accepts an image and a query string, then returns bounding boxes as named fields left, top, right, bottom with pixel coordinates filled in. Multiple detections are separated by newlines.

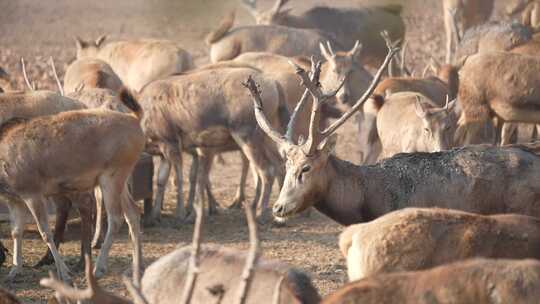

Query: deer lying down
left=322, top=258, right=540, bottom=304
left=242, top=0, right=405, bottom=70
left=206, top=12, right=342, bottom=63
left=75, top=37, right=194, bottom=92
left=455, top=52, right=540, bottom=144
left=339, top=208, right=540, bottom=281
left=0, top=89, right=145, bottom=283
left=63, top=58, right=122, bottom=93
left=0, top=287, right=21, bottom=304
left=377, top=93, right=456, bottom=159
left=250, top=41, right=540, bottom=226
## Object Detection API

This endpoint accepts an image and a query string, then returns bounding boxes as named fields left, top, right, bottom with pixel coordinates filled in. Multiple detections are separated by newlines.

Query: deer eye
left=424, top=128, right=430, bottom=133
left=301, top=165, right=311, bottom=173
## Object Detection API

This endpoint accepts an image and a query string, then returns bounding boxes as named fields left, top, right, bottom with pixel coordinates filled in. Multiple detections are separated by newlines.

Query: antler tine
left=272, top=0, right=289, bottom=13
left=180, top=198, right=204, bottom=304
left=123, top=276, right=150, bottom=304
left=444, top=94, right=450, bottom=110
left=321, top=35, right=400, bottom=138
left=49, top=56, right=64, bottom=96
left=285, top=57, right=320, bottom=142
left=20, top=57, right=36, bottom=91
left=234, top=201, right=261, bottom=304
left=271, top=276, right=285, bottom=304
left=326, top=41, right=336, bottom=57
left=244, top=75, right=290, bottom=148
left=40, top=255, right=94, bottom=301
left=400, top=40, right=408, bottom=76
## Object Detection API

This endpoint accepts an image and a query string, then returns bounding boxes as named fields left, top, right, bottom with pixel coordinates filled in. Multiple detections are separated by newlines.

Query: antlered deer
left=443, top=0, right=494, bottom=63
left=241, top=0, right=405, bottom=70
left=248, top=38, right=540, bottom=226
left=1, top=89, right=145, bottom=283
left=75, top=37, right=194, bottom=91
left=206, top=11, right=343, bottom=63
left=340, top=208, right=540, bottom=281
left=322, top=258, right=540, bottom=304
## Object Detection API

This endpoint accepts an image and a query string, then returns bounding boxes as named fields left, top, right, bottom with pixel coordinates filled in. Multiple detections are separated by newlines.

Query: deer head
left=75, top=35, right=107, bottom=59
left=319, top=40, right=363, bottom=105
left=414, top=95, right=457, bottom=152
left=244, top=33, right=400, bottom=220
left=241, top=0, right=292, bottom=25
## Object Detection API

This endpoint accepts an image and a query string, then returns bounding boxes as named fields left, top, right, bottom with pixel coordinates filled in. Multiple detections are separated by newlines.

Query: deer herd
left=4, top=0, right=540, bottom=303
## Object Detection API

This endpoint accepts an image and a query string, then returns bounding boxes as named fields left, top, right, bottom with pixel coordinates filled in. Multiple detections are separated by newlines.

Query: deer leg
left=6, top=202, right=25, bottom=281
left=231, top=153, right=249, bottom=208
left=185, top=152, right=199, bottom=221
left=120, top=186, right=143, bottom=287
left=94, top=175, right=124, bottom=279
left=501, top=123, right=517, bottom=146
left=25, top=196, right=71, bottom=282
left=74, top=192, right=94, bottom=270
left=149, top=156, right=171, bottom=224
left=34, top=196, right=71, bottom=268
left=173, top=154, right=184, bottom=220
left=199, top=152, right=217, bottom=216
left=92, top=187, right=105, bottom=249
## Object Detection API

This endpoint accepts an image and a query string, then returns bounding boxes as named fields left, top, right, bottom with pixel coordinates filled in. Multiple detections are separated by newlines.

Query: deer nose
left=273, top=204, right=284, bottom=216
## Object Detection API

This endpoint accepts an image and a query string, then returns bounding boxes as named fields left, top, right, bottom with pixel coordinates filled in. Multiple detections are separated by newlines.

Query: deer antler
left=180, top=199, right=205, bottom=304
left=20, top=57, right=36, bottom=91
left=271, top=0, right=289, bottom=13
left=49, top=56, right=64, bottom=96
left=234, top=201, right=260, bottom=304
left=271, top=276, right=285, bottom=304
left=123, top=276, right=149, bottom=304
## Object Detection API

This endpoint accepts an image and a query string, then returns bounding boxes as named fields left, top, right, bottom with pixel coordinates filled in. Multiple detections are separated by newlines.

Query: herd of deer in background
left=3, top=0, right=540, bottom=303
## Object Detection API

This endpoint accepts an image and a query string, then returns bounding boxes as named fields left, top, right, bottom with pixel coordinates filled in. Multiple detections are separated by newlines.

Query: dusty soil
left=0, top=0, right=510, bottom=302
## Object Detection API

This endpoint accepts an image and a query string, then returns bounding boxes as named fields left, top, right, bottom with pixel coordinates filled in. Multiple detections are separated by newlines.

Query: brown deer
left=1, top=89, right=145, bottom=284
left=376, top=93, right=456, bottom=159
left=339, top=208, right=540, bottom=281
left=241, top=0, right=405, bottom=71
left=443, top=0, right=494, bottom=63
left=139, top=65, right=289, bottom=224
left=63, top=58, right=123, bottom=93
left=248, top=38, right=540, bottom=227
left=0, top=288, right=20, bottom=304
left=75, top=36, right=194, bottom=92
left=455, top=51, right=540, bottom=145
left=206, top=11, right=343, bottom=63
left=321, top=258, right=540, bottom=304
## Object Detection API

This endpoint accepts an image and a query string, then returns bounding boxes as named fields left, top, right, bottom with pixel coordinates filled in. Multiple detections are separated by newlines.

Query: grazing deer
left=377, top=93, right=456, bottom=159
left=455, top=52, right=540, bottom=144
left=0, top=288, right=21, bottom=304
left=139, top=66, right=289, bottom=223
left=206, top=11, right=343, bottom=63
left=340, top=208, right=540, bottom=281
left=1, top=89, right=145, bottom=283
left=63, top=58, right=123, bottom=93
left=75, top=36, right=194, bottom=92
left=443, top=0, right=494, bottom=63
left=322, top=258, right=540, bottom=304
left=248, top=38, right=540, bottom=227
left=241, top=0, right=405, bottom=70
left=506, top=0, right=540, bottom=31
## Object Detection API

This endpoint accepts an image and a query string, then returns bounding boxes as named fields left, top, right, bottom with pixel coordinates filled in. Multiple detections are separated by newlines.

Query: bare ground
left=0, top=0, right=509, bottom=302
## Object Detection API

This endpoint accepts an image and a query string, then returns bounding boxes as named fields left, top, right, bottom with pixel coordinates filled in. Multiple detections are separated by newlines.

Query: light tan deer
left=444, top=0, right=495, bottom=63
left=206, top=11, right=343, bottom=63
left=75, top=36, right=194, bottom=92
left=322, top=258, right=540, bottom=304
left=377, top=93, right=456, bottom=159
left=1, top=89, right=145, bottom=284
left=63, top=58, right=123, bottom=94
left=340, top=208, right=540, bottom=281
left=248, top=37, right=540, bottom=227
left=241, top=0, right=405, bottom=70
left=139, top=66, right=289, bottom=224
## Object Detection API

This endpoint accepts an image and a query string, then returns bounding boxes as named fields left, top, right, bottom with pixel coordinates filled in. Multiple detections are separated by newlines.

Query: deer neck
left=282, top=15, right=312, bottom=29
left=313, top=155, right=375, bottom=226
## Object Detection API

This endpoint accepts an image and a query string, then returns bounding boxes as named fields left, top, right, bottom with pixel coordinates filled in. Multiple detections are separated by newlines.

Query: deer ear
left=95, top=35, right=107, bottom=47
left=75, top=36, right=88, bottom=50
left=414, top=98, right=428, bottom=119
left=318, top=133, right=338, bottom=155
left=319, top=42, right=332, bottom=61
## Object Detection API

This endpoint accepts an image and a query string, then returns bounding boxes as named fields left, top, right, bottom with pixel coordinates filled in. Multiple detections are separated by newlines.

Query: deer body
left=322, top=258, right=540, bottom=304
left=340, top=208, right=540, bottom=281
left=76, top=38, right=194, bottom=92
left=63, top=58, right=123, bottom=93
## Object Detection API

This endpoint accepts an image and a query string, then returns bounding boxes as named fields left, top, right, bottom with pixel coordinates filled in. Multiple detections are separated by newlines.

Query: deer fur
left=0, top=288, right=20, bottom=304
left=339, top=208, right=540, bottom=281
left=63, top=58, right=123, bottom=93
left=321, top=258, right=540, bottom=304
left=75, top=37, right=194, bottom=92
left=242, top=0, right=405, bottom=69
left=443, top=0, right=494, bottom=63
left=0, top=89, right=145, bottom=283
left=0, top=67, right=12, bottom=92
left=377, top=93, right=457, bottom=159
left=139, top=66, right=289, bottom=223
left=455, top=52, right=540, bottom=144
left=206, top=12, right=343, bottom=63
left=506, top=0, right=540, bottom=31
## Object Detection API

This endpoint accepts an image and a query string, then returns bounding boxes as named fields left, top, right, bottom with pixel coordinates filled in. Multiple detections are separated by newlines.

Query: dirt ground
left=0, top=0, right=510, bottom=302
